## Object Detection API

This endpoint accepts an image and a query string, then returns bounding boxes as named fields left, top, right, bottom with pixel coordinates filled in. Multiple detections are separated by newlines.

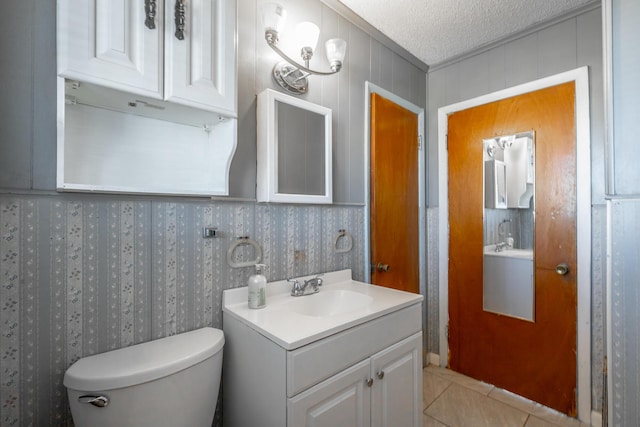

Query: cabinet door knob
left=377, top=371, right=385, bottom=380
left=365, top=378, right=373, bottom=387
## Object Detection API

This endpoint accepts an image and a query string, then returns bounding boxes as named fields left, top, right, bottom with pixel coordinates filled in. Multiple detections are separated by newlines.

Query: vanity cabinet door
left=370, top=332, right=423, bottom=427
left=164, top=0, right=237, bottom=116
left=57, top=0, right=163, bottom=98
left=288, top=360, right=371, bottom=427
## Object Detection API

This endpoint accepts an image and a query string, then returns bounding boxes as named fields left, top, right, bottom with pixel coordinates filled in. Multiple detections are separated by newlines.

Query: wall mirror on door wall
left=256, top=88, right=333, bottom=204
left=482, top=131, right=535, bottom=321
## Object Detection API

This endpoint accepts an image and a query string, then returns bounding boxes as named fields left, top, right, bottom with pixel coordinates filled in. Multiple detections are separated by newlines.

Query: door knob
left=555, top=263, right=570, bottom=276
left=376, top=263, right=390, bottom=272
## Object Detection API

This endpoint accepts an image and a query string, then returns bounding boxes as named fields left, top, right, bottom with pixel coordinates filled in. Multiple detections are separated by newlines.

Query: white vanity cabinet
left=222, top=284, right=423, bottom=427
left=288, top=332, right=422, bottom=427
left=57, top=0, right=237, bottom=116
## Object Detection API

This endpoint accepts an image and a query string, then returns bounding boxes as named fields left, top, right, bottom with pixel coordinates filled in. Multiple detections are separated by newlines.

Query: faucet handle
left=287, top=278, right=304, bottom=296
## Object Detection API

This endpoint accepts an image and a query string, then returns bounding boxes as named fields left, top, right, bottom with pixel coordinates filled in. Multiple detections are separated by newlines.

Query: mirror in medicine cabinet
left=257, top=89, right=333, bottom=204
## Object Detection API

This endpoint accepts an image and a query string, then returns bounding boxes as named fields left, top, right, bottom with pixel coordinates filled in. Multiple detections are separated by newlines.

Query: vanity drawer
left=286, top=302, right=421, bottom=397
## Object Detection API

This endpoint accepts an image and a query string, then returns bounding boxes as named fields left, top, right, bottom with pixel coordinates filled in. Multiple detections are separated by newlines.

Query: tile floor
left=423, top=365, right=591, bottom=427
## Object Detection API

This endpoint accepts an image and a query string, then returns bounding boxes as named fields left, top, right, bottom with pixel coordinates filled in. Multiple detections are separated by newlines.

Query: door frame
left=437, top=67, right=592, bottom=421
left=364, top=82, right=426, bottom=293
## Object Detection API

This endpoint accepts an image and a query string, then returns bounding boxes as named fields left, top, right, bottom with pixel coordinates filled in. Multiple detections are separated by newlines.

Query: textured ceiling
left=336, top=0, right=595, bottom=66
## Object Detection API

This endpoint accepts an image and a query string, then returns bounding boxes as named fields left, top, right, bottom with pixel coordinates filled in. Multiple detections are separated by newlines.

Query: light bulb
left=261, top=2, right=287, bottom=33
left=325, top=38, right=347, bottom=72
left=296, top=21, right=320, bottom=52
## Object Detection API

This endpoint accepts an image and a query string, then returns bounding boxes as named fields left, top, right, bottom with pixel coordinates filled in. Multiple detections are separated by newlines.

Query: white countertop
left=222, top=269, right=423, bottom=350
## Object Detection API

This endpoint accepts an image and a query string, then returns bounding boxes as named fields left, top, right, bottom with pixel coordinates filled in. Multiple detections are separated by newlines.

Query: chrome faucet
left=494, top=242, right=508, bottom=252
left=289, top=274, right=323, bottom=297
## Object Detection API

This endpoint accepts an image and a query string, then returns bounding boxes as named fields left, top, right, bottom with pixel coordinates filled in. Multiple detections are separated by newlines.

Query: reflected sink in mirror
left=284, top=289, right=374, bottom=317
left=484, top=245, right=533, bottom=260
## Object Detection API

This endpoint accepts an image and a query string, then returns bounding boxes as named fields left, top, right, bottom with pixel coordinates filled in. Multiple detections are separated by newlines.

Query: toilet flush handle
left=78, top=394, right=109, bottom=408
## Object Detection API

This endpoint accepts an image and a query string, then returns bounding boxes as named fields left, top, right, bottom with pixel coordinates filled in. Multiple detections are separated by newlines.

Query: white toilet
left=64, top=327, right=224, bottom=427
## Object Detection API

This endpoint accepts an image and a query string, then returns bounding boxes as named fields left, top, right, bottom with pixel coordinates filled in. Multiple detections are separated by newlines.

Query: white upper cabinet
left=57, top=0, right=163, bottom=97
left=57, top=0, right=237, bottom=116
left=164, top=0, right=236, bottom=115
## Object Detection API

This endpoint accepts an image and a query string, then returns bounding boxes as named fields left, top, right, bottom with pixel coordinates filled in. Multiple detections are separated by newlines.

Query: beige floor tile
left=489, top=388, right=581, bottom=427
left=426, top=383, right=529, bottom=427
left=425, top=365, right=494, bottom=395
left=423, top=369, right=452, bottom=409
left=423, top=413, right=448, bottom=427
left=525, top=415, right=566, bottom=427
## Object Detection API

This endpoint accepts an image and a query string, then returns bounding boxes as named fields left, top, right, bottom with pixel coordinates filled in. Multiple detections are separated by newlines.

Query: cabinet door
left=164, top=0, right=237, bottom=116
left=370, top=332, right=423, bottom=427
left=57, top=0, right=163, bottom=98
left=288, top=360, right=371, bottom=427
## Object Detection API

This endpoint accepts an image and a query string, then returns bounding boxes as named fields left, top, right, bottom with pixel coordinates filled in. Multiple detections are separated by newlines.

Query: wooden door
left=448, top=82, right=578, bottom=415
left=370, top=93, right=419, bottom=293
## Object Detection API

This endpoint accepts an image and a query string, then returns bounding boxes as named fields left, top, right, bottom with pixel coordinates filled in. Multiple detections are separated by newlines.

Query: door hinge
left=445, top=322, right=449, bottom=339
left=418, top=135, right=423, bottom=151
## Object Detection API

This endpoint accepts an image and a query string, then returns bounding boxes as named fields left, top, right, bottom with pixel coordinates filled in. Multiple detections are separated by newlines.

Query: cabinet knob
left=365, top=378, right=373, bottom=387
left=377, top=371, right=385, bottom=380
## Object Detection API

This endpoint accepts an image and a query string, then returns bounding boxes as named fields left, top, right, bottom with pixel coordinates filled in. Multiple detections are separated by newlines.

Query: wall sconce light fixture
left=261, top=2, right=347, bottom=94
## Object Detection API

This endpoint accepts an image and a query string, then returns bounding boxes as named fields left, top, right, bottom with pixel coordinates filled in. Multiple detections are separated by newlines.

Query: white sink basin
left=222, top=269, right=424, bottom=350
left=284, top=290, right=374, bottom=317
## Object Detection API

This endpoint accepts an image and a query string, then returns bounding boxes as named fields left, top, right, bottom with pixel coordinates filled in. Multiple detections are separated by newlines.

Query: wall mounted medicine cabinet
left=257, top=89, right=333, bottom=204
left=56, top=0, right=238, bottom=196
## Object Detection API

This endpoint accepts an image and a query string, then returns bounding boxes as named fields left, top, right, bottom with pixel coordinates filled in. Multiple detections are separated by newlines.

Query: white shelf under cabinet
left=57, top=79, right=237, bottom=196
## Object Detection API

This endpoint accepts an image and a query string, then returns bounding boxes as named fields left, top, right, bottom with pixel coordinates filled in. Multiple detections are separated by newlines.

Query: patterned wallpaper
left=0, top=194, right=364, bottom=426
left=609, top=200, right=640, bottom=426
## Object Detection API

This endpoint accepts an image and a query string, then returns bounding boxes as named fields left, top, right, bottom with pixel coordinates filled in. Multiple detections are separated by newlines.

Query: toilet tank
left=64, top=327, right=224, bottom=427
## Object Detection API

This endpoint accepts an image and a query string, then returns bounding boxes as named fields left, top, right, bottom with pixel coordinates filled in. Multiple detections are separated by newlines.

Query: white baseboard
left=427, top=352, right=440, bottom=366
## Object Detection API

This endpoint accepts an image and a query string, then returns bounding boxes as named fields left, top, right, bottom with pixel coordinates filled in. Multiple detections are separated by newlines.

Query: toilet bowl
left=64, top=327, right=224, bottom=427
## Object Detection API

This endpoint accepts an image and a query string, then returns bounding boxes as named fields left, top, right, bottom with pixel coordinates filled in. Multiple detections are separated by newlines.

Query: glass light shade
left=295, top=21, right=320, bottom=51
left=261, top=2, right=287, bottom=32
left=325, top=38, right=347, bottom=63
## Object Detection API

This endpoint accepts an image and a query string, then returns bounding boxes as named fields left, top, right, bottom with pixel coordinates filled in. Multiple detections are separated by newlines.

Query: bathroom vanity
left=222, top=269, right=423, bottom=427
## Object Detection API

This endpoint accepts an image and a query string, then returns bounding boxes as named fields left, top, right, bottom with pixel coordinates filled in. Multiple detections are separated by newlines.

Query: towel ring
left=227, top=237, right=263, bottom=268
left=334, top=229, right=353, bottom=253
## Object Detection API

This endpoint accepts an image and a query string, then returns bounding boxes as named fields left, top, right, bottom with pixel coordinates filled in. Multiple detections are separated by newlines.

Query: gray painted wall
left=425, top=4, right=607, bottom=413
left=0, top=0, right=426, bottom=424
left=608, top=0, right=640, bottom=425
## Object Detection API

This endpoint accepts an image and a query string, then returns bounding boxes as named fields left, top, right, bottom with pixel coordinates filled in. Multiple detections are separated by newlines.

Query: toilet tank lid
left=64, top=327, right=224, bottom=391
